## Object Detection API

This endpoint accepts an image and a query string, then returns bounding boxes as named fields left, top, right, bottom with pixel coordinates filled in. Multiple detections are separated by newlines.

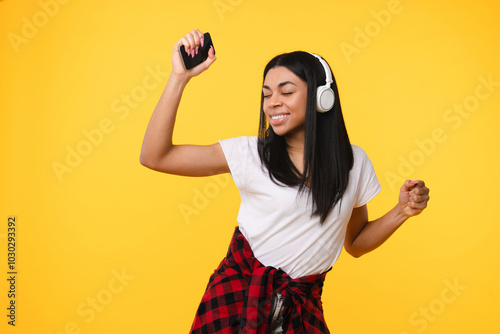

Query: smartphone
left=178, top=32, right=215, bottom=70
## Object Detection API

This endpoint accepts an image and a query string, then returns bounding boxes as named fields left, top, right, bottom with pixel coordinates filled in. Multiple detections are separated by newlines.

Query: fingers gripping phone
left=178, top=32, right=215, bottom=70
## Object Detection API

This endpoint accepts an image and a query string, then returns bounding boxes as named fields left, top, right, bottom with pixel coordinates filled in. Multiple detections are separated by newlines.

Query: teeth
left=271, top=114, right=288, bottom=120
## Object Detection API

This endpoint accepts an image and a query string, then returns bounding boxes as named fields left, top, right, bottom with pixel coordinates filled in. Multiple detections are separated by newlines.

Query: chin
left=270, top=127, right=287, bottom=137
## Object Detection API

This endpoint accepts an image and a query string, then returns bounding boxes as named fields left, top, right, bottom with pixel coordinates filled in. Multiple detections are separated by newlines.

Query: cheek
left=291, top=94, right=308, bottom=115
left=262, top=101, right=270, bottom=113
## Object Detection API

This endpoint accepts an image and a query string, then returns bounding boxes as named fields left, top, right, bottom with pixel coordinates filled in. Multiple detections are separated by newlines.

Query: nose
left=268, top=95, right=282, bottom=108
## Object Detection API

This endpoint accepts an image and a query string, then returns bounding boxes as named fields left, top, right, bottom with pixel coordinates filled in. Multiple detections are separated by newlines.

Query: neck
left=285, top=131, right=306, bottom=176
left=286, top=142, right=304, bottom=156
left=284, top=130, right=305, bottom=153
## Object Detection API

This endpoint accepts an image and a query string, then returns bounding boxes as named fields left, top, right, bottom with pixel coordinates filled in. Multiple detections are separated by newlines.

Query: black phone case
left=179, top=32, right=215, bottom=70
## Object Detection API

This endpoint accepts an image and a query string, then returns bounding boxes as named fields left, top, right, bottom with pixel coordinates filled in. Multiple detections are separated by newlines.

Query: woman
left=140, top=29, right=430, bottom=333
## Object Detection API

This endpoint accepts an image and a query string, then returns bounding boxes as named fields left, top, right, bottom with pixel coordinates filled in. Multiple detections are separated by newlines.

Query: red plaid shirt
left=190, top=227, right=330, bottom=333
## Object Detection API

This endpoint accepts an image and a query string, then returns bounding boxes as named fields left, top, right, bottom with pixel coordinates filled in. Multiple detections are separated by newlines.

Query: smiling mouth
left=268, top=113, right=290, bottom=125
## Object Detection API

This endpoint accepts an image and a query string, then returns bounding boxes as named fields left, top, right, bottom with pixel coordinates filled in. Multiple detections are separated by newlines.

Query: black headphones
left=309, top=53, right=335, bottom=112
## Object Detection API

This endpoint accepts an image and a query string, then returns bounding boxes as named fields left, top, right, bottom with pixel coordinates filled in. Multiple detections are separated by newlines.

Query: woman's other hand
left=398, top=180, right=430, bottom=217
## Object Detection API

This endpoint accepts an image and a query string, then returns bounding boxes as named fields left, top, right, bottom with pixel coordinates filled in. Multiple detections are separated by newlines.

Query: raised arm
left=344, top=180, right=430, bottom=258
left=140, top=29, right=229, bottom=176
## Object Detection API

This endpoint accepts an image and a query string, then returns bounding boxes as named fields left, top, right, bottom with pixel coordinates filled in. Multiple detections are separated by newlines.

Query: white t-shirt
left=218, top=136, right=381, bottom=278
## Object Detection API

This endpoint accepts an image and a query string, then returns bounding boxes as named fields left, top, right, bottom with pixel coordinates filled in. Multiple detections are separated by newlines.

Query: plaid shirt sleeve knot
left=190, top=227, right=331, bottom=334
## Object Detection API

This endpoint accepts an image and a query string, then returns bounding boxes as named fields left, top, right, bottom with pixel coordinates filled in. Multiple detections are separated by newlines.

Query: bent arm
left=139, top=74, right=228, bottom=176
left=140, top=29, right=229, bottom=177
left=344, top=204, right=408, bottom=258
left=344, top=180, right=430, bottom=258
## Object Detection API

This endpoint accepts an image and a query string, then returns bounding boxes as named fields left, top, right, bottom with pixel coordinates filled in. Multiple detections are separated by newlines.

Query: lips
left=268, top=113, right=290, bottom=125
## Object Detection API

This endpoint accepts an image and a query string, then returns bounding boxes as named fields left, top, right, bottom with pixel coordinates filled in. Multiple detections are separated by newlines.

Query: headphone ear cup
left=316, top=86, right=335, bottom=113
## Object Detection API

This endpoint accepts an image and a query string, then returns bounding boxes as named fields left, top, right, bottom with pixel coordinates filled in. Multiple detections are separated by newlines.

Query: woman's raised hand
left=172, top=29, right=217, bottom=79
left=140, top=29, right=227, bottom=177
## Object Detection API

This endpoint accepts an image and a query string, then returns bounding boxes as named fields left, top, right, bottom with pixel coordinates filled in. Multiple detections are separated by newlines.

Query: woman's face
left=262, top=66, right=308, bottom=140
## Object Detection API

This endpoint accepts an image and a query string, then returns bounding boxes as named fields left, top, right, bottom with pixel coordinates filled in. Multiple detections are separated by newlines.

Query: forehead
left=263, top=66, right=305, bottom=88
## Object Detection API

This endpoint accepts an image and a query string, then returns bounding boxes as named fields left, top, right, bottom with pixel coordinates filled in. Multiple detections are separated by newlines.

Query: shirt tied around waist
left=190, top=227, right=330, bottom=334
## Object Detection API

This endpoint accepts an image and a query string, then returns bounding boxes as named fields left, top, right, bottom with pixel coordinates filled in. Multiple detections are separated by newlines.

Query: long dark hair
left=257, top=51, right=354, bottom=224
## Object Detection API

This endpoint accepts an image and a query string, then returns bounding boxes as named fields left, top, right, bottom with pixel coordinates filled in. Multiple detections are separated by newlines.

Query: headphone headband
left=308, top=53, right=335, bottom=112
left=309, top=53, right=333, bottom=86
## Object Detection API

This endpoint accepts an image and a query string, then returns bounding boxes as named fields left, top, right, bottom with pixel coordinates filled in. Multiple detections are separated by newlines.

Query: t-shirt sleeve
left=353, top=146, right=382, bottom=208
left=218, top=136, right=251, bottom=190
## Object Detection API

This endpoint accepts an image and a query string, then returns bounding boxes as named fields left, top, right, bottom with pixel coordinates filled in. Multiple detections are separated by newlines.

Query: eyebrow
left=262, top=81, right=297, bottom=90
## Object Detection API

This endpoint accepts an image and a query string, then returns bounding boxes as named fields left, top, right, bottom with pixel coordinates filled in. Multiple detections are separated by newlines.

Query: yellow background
left=1, top=0, right=499, bottom=333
